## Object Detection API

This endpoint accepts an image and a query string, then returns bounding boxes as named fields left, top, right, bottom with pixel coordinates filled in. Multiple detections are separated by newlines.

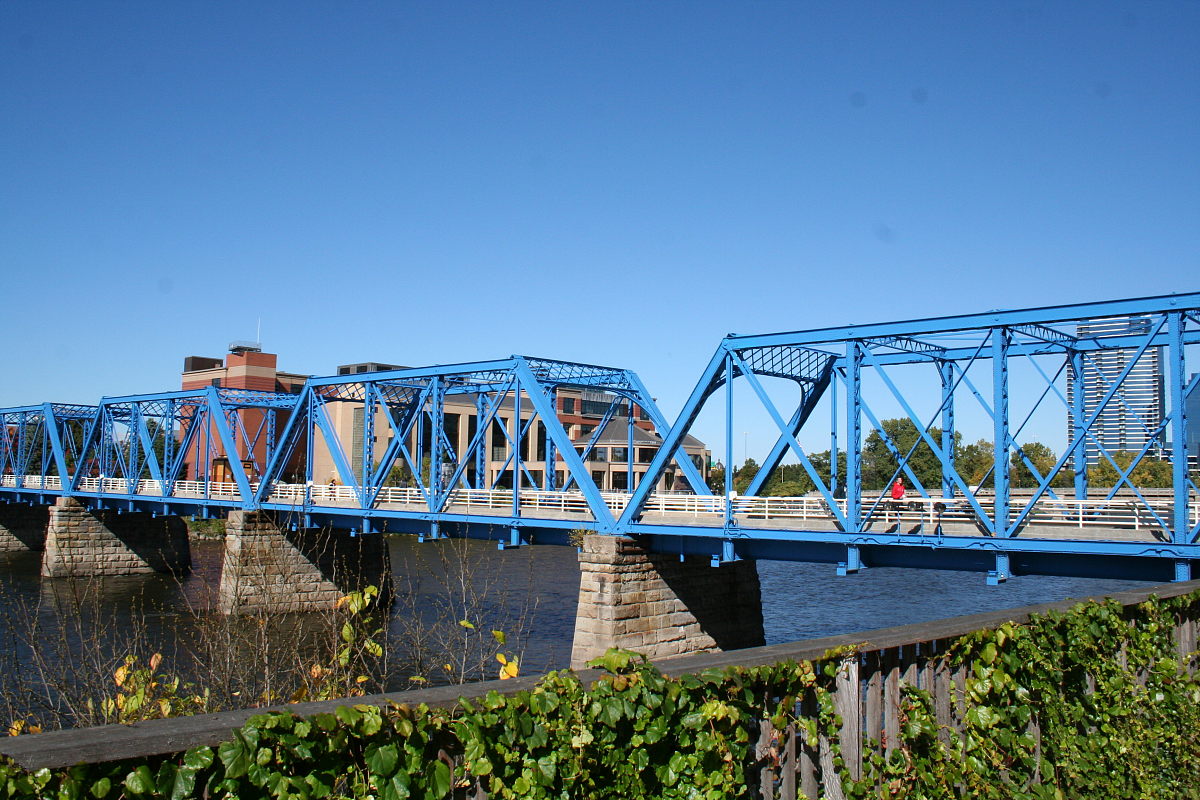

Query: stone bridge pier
left=42, top=497, right=190, bottom=577
left=571, top=534, right=765, bottom=668
left=217, top=511, right=392, bottom=614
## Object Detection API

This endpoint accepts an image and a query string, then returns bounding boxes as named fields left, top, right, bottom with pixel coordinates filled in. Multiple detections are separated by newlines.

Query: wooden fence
left=2, top=579, right=1198, bottom=798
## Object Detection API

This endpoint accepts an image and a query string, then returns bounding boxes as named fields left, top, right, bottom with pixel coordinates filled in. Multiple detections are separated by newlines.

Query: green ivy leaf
left=365, top=743, right=399, bottom=777
left=426, top=761, right=451, bottom=798
left=123, top=766, right=154, bottom=797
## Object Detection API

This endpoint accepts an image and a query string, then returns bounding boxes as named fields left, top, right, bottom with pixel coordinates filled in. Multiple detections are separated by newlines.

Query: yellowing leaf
left=499, top=658, right=519, bottom=680
left=114, top=665, right=129, bottom=687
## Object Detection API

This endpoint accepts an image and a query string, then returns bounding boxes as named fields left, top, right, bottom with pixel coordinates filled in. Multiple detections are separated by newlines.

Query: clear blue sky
left=2, top=2, right=1197, bottom=461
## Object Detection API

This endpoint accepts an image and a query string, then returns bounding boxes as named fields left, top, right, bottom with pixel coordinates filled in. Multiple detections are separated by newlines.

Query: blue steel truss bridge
left=3, top=293, right=1199, bottom=584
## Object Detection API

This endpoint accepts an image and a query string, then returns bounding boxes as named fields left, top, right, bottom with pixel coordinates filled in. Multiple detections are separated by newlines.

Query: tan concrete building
left=180, top=352, right=709, bottom=494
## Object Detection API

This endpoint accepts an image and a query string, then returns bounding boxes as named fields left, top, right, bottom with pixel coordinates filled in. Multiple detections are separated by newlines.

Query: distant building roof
left=336, top=362, right=408, bottom=376
left=586, top=418, right=706, bottom=450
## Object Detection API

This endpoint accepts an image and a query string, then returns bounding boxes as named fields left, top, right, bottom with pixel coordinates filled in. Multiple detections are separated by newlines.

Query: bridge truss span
left=618, top=292, right=1200, bottom=583
left=2, top=294, right=1200, bottom=582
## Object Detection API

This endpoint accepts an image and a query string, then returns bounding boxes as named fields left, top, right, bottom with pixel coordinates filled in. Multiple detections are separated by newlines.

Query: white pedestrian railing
left=3, top=474, right=1198, bottom=532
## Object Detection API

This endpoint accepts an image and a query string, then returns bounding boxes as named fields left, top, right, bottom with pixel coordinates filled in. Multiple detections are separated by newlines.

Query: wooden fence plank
left=836, top=656, right=862, bottom=782
left=780, top=720, right=797, bottom=800
left=883, top=647, right=901, bottom=756
left=799, top=694, right=820, bottom=800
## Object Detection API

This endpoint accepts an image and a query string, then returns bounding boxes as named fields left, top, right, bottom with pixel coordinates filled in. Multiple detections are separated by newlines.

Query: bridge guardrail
left=3, top=474, right=1198, bottom=533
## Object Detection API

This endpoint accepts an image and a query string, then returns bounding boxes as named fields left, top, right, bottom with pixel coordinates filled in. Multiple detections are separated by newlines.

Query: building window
left=562, top=397, right=576, bottom=414
left=589, top=447, right=608, bottom=462
left=610, top=447, right=628, bottom=463
left=581, top=393, right=613, bottom=416
left=579, top=424, right=595, bottom=438
left=638, top=447, right=657, bottom=463
left=210, top=378, right=221, bottom=387
left=591, top=470, right=606, bottom=490
left=611, top=471, right=628, bottom=491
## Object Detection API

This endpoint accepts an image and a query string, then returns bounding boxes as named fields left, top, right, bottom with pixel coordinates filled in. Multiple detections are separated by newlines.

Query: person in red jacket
left=889, top=479, right=906, bottom=526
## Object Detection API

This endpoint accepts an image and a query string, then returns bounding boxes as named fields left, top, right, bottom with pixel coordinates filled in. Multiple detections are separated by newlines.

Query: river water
left=0, top=536, right=1147, bottom=708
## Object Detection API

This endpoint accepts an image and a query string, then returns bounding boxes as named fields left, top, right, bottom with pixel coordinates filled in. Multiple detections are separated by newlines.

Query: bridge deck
left=1, top=475, right=1184, bottom=547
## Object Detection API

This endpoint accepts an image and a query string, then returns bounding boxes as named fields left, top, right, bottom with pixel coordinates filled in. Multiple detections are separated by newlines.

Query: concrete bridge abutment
left=41, top=498, right=190, bottom=577
left=217, top=511, right=392, bottom=614
left=0, top=502, right=50, bottom=552
left=571, top=534, right=764, bottom=669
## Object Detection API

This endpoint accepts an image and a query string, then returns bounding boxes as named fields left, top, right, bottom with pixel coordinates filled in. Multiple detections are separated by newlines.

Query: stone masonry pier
left=42, top=497, right=190, bottom=577
left=0, top=502, right=49, bottom=552
left=217, top=510, right=392, bottom=614
left=571, top=534, right=764, bottom=668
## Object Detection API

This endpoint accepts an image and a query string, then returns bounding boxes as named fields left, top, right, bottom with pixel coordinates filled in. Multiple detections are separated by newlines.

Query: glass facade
left=1066, top=316, right=1166, bottom=464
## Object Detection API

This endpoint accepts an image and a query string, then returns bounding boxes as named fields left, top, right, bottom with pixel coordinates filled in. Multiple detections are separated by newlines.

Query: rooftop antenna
left=228, top=318, right=264, bottom=355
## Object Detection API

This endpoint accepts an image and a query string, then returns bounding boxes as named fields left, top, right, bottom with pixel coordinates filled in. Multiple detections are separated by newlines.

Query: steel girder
left=252, top=356, right=706, bottom=533
left=619, top=292, right=1200, bottom=582
left=63, top=387, right=300, bottom=506
left=0, top=403, right=96, bottom=488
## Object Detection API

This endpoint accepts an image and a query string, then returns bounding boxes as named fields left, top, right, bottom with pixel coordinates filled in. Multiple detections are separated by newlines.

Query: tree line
left=706, top=418, right=1178, bottom=496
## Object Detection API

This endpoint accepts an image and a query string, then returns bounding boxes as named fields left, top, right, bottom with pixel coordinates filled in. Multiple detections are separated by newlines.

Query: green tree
left=1089, top=451, right=1173, bottom=489
left=1010, top=441, right=1059, bottom=488
left=705, top=463, right=725, bottom=494
left=861, top=418, right=954, bottom=491
left=956, top=438, right=994, bottom=486
left=732, top=458, right=759, bottom=494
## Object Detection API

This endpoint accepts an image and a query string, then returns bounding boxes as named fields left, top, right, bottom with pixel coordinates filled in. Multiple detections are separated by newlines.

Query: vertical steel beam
left=829, top=376, right=839, bottom=496
left=304, top=393, right=316, bottom=486
left=511, top=379, right=520, bottom=518
left=1168, top=312, right=1188, bottom=548
left=992, top=329, right=1011, bottom=537
left=546, top=390, right=557, bottom=490
left=627, top=396, right=634, bottom=493
left=1070, top=350, right=1088, bottom=500
left=724, top=350, right=735, bottom=526
left=363, top=383, right=376, bottom=496
left=940, top=361, right=956, bottom=498
left=201, top=406, right=211, bottom=499
left=474, top=395, right=486, bottom=489
left=845, top=342, right=863, bottom=532
left=430, top=377, right=445, bottom=509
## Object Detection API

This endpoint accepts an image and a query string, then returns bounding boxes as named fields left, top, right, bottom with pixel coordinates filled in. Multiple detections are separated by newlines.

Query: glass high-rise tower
left=1066, top=316, right=1165, bottom=465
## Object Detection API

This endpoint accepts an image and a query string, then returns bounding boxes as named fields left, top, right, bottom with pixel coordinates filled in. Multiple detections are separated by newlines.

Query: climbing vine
left=0, top=590, right=1197, bottom=799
